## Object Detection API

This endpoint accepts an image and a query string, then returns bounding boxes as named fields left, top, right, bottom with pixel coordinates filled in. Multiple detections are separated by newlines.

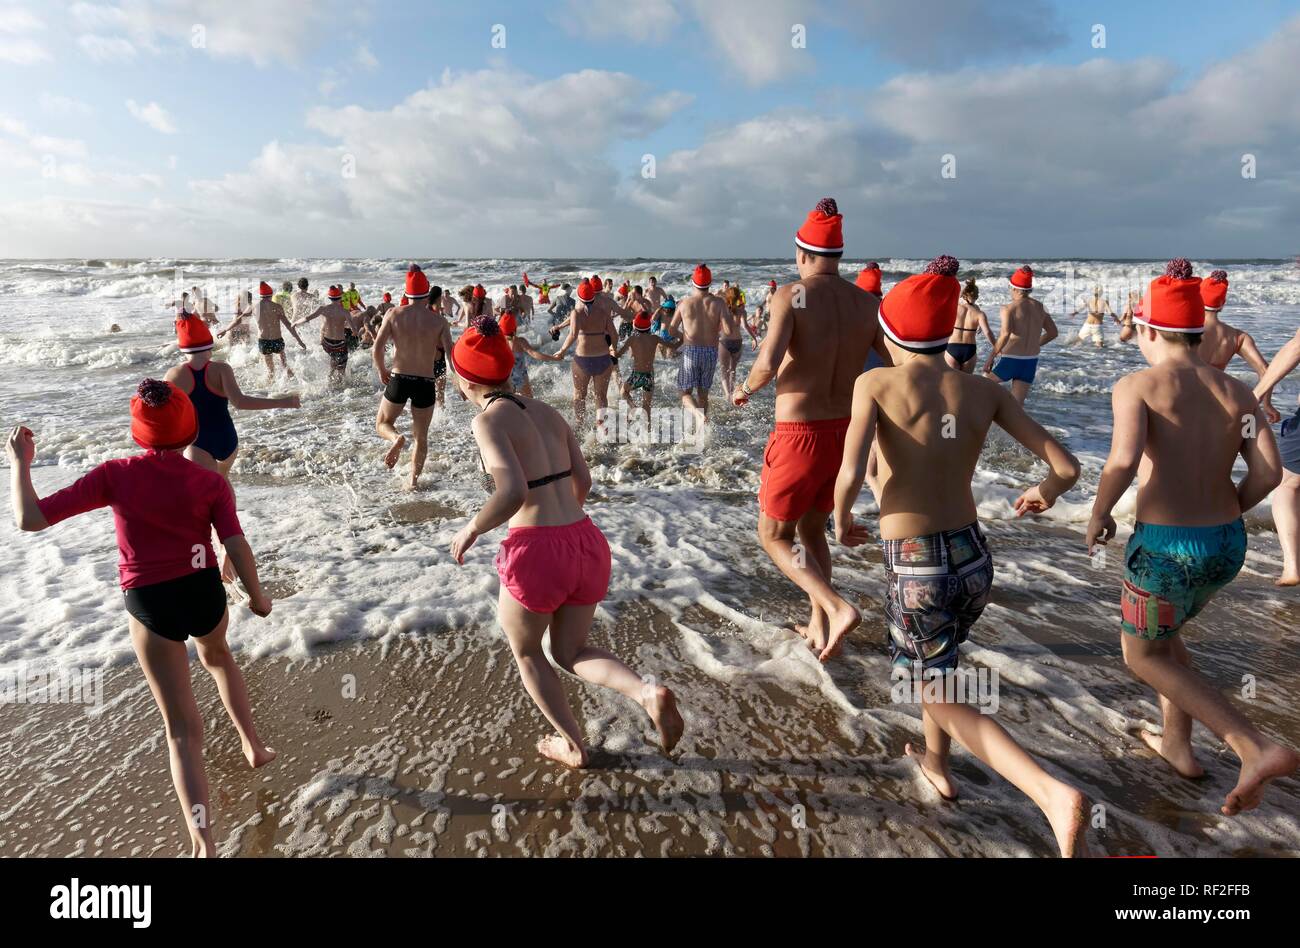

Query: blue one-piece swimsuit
left=188, top=364, right=238, bottom=462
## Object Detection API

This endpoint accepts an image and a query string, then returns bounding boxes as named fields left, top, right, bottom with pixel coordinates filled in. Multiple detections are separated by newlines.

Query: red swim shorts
left=494, top=516, right=611, bottom=614
left=758, top=417, right=850, bottom=523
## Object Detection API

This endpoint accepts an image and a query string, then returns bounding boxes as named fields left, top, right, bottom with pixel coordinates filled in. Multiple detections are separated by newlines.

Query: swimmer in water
left=945, top=278, right=994, bottom=373
left=8, top=384, right=276, bottom=858
left=372, top=267, right=454, bottom=488
left=448, top=317, right=684, bottom=769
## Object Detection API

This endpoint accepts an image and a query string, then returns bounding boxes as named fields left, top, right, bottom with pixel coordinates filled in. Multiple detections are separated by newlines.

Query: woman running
left=718, top=285, right=746, bottom=398
left=945, top=278, right=994, bottom=372
left=554, top=279, right=617, bottom=429
left=7, top=381, right=276, bottom=857
left=448, top=317, right=684, bottom=768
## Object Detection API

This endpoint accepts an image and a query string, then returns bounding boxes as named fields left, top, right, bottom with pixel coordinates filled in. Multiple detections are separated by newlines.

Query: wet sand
left=2, top=522, right=1296, bottom=858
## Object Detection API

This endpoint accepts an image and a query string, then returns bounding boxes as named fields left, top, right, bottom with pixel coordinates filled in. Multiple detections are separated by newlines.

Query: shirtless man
left=377, top=292, right=397, bottom=317
left=669, top=264, right=727, bottom=423
left=616, top=308, right=680, bottom=415
left=985, top=266, right=1059, bottom=404
left=496, top=285, right=519, bottom=319
left=290, top=277, right=318, bottom=322
left=945, top=278, right=994, bottom=373
left=833, top=255, right=1089, bottom=857
left=732, top=199, right=875, bottom=661
left=554, top=279, right=616, bottom=429
left=1199, top=270, right=1278, bottom=421
left=220, top=281, right=306, bottom=380
left=516, top=285, right=534, bottom=325
left=547, top=284, right=575, bottom=340
left=1087, top=259, right=1296, bottom=815
left=294, top=285, right=363, bottom=381
left=1071, top=285, right=1113, bottom=348
left=645, top=275, right=666, bottom=311
left=372, top=267, right=452, bottom=487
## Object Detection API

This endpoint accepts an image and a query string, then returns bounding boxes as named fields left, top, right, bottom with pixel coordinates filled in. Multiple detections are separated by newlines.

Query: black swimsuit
left=477, top=392, right=572, bottom=493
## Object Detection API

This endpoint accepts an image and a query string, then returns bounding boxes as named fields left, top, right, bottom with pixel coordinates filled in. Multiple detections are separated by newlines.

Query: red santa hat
left=400, top=295, right=409, bottom=306
left=633, top=310, right=653, bottom=331
left=795, top=197, right=845, bottom=255
left=1009, top=266, right=1034, bottom=291
left=1201, top=269, right=1229, bottom=312
left=451, top=317, right=514, bottom=386
left=328, top=286, right=343, bottom=301
left=855, top=262, right=882, bottom=296
left=577, top=279, right=597, bottom=304
left=618, top=284, right=630, bottom=298
left=383, top=292, right=392, bottom=303
left=175, top=313, right=214, bottom=353
left=1136, top=258, right=1204, bottom=334
left=258, top=281, right=273, bottom=298
left=406, top=265, right=431, bottom=299
left=131, top=378, right=197, bottom=450
left=878, top=255, right=962, bottom=351
left=498, top=312, right=518, bottom=336
left=768, top=279, right=777, bottom=289
left=692, top=264, right=712, bottom=289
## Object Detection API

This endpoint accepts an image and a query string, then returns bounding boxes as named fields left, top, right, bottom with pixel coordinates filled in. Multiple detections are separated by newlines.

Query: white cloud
left=126, top=99, right=176, bottom=134
left=0, top=37, right=50, bottom=63
left=77, top=34, right=137, bottom=61
left=39, top=93, right=93, bottom=115
left=555, top=0, right=682, bottom=43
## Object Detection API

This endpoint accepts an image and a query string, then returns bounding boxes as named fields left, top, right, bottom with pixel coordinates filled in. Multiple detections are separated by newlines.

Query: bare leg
left=920, top=691, right=1090, bottom=857
left=593, top=366, right=613, bottom=412
left=409, top=404, right=434, bottom=489
left=375, top=398, right=406, bottom=469
left=1272, top=471, right=1300, bottom=586
left=1122, top=634, right=1300, bottom=815
left=263, top=354, right=275, bottom=381
left=192, top=611, right=275, bottom=768
left=498, top=586, right=588, bottom=767
left=1011, top=380, right=1031, bottom=404
left=1135, top=635, right=1203, bottom=778
left=280, top=351, right=294, bottom=379
left=550, top=603, right=684, bottom=753
left=129, top=618, right=214, bottom=857
left=758, top=511, right=859, bottom=662
left=905, top=703, right=956, bottom=799
left=571, top=364, right=591, bottom=429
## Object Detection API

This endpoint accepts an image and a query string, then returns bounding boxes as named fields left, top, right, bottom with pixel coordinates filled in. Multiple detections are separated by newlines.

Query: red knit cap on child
left=451, top=317, right=514, bottom=386
left=258, top=281, right=273, bottom=298
left=131, top=378, right=198, bottom=450
left=855, top=262, right=882, bottom=296
left=1136, top=259, right=1204, bottom=333
left=879, top=255, right=962, bottom=351
left=175, top=313, right=214, bottom=353
left=1201, top=269, right=1229, bottom=312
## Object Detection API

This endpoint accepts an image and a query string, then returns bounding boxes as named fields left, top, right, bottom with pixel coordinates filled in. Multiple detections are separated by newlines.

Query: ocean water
left=1, top=257, right=1297, bottom=856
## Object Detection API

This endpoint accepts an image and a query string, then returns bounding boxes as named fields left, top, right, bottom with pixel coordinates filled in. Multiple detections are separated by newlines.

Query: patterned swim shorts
left=1121, top=520, right=1246, bottom=640
left=627, top=370, right=654, bottom=392
left=677, top=344, right=718, bottom=392
left=881, top=522, right=994, bottom=674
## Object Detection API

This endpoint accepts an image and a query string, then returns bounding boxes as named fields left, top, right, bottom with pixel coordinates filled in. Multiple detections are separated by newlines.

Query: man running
left=294, top=285, right=363, bottom=381
left=668, top=264, right=726, bottom=423
left=985, top=266, right=1058, bottom=404
left=1071, top=284, right=1113, bottom=348
left=372, top=266, right=452, bottom=488
left=1087, top=259, right=1296, bottom=815
left=732, top=199, right=877, bottom=660
left=245, top=281, right=305, bottom=380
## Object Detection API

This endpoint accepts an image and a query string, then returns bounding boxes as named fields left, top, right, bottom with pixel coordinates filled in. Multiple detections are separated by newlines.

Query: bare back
left=1199, top=317, right=1245, bottom=370
left=867, top=365, right=1007, bottom=538
left=477, top=395, right=587, bottom=528
left=770, top=274, right=876, bottom=421
left=254, top=299, right=287, bottom=340
left=1130, top=363, right=1256, bottom=525
left=385, top=303, right=446, bottom=377
left=675, top=291, right=724, bottom=347
left=999, top=295, right=1050, bottom=357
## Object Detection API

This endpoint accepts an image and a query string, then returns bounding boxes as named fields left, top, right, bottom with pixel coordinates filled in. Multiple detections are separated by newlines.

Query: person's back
left=483, top=393, right=586, bottom=528
left=675, top=290, right=723, bottom=347
left=869, top=364, right=1002, bottom=538
left=1127, top=359, right=1256, bottom=526
left=999, top=294, right=1049, bottom=357
left=387, top=301, right=442, bottom=377
left=775, top=274, right=876, bottom=421
left=254, top=298, right=284, bottom=339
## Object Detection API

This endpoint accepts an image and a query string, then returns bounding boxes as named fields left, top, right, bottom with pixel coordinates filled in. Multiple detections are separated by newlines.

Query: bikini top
left=477, top=392, right=573, bottom=494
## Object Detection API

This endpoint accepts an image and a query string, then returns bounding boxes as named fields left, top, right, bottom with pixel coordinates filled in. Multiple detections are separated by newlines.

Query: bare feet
left=1043, top=784, right=1090, bottom=857
left=1138, top=729, right=1204, bottom=778
left=243, top=742, right=277, bottom=769
left=819, top=601, right=860, bottom=662
left=643, top=685, right=685, bottom=753
left=1223, top=742, right=1299, bottom=816
left=383, top=435, right=406, bottom=469
left=905, top=742, right=957, bottom=800
left=1275, top=571, right=1299, bottom=587
left=537, top=734, right=588, bottom=769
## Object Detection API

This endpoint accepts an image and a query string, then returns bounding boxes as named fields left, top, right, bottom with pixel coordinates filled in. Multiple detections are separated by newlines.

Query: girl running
left=499, top=312, right=562, bottom=397
left=448, top=317, right=684, bottom=768
left=7, top=380, right=276, bottom=857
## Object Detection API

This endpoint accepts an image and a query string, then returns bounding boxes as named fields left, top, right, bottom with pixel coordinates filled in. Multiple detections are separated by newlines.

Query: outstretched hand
left=7, top=426, right=34, bottom=465
left=451, top=523, right=479, bottom=564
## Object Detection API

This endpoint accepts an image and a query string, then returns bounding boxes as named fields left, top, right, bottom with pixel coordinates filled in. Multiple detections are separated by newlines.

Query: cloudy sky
left=1, top=0, right=1297, bottom=259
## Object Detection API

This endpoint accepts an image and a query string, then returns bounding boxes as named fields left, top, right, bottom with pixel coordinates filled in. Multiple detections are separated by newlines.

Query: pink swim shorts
left=494, top=516, right=611, bottom=614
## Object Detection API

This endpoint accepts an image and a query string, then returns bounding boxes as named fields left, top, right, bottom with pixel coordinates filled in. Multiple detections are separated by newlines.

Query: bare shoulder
left=1112, top=370, right=1149, bottom=404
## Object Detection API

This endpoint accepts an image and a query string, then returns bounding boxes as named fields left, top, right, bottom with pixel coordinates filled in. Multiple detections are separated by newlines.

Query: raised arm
left=8, top=426, right=49, bottom=531
left=1086, top=376, right=1146, bottom=551
left=832, top=376, right=878, bottom=545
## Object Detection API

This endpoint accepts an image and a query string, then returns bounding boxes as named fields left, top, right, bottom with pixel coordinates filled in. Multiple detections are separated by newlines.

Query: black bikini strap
left=484, top=391, right=526, bottom=410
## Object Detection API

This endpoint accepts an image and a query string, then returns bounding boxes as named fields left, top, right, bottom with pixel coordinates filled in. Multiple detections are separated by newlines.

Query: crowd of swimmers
left=8, top=197, right=1300, bottom=858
